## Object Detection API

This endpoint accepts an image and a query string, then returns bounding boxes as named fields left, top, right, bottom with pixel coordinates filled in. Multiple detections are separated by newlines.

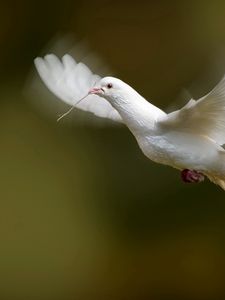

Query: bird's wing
left=34, top=54, right=123, bottom=122
left=158, top=75, right=225, bottom=145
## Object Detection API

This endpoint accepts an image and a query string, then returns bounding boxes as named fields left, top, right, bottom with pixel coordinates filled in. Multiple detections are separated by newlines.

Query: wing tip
left=34, top=56, right=42, bottom=66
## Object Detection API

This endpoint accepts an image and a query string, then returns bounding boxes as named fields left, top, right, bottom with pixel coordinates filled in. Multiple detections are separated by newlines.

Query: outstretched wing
left=158, top=75, right=225, bottom=145
left=34, top=54, right=123, bottom=122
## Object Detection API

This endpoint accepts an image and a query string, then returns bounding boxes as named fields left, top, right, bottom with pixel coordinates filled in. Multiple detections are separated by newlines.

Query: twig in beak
left=57, top=93, right=89, bottom=122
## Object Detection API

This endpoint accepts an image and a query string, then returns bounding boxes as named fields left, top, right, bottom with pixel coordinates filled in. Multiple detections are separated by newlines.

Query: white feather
left=157, top=75, right=225, bottom=145
left=34, top=54, right=123, bottom=122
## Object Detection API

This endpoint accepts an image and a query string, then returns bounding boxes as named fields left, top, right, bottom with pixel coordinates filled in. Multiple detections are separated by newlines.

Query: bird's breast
left=136, top=135, right=176, bottom=166
left=136, top=132, right=221, bottom=172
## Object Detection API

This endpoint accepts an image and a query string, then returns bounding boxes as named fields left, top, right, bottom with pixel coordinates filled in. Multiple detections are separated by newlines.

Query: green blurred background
left=1, top=1, right=225, bottom=299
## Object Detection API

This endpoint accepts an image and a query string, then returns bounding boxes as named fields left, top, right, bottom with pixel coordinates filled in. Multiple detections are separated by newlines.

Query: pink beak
left=89, top=87, right=102, bottom=94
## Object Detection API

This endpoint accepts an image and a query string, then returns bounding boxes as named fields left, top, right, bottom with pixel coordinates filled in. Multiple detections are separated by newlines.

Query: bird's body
left=106, top=85, right=225, bottom=186
left=34, top=54, right=225, bottom=190
left=138, top=131, right=224, bottom=173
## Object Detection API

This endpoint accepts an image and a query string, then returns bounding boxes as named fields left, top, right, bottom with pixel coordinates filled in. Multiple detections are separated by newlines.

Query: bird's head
left=89, top=77, right=129, bottom=102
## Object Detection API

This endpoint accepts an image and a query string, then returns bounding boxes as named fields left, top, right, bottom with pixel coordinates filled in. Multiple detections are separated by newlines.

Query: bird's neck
left=106, top=88, right=165, bottom=137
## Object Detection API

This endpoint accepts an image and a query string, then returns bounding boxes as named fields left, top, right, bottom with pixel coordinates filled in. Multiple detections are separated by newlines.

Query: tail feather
left=206, top=174, right=225, bottom=191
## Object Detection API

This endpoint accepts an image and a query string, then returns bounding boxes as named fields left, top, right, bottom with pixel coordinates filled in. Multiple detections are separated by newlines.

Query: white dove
left=34, top=54, right=225, bottom=190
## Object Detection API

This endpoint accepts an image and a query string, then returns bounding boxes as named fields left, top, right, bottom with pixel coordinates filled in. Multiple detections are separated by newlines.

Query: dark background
left=1, top=1, right=225, bottom=299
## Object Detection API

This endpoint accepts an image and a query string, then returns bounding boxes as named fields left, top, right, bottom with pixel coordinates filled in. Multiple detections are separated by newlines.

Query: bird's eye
left=107, top=83, right=113, bottom=89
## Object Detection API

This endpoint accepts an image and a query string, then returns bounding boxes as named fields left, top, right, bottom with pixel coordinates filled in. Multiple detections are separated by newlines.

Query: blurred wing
left=34, top=54, right=122, bottom=122
left=158, top=75, right=225, bottom=145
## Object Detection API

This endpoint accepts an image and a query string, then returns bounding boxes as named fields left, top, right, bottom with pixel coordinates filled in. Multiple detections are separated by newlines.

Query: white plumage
left=34, top=54, right=122, bottom=122
left=158, top=76, right=225, bottom=145
left=34, top=54, right=225, bottom=191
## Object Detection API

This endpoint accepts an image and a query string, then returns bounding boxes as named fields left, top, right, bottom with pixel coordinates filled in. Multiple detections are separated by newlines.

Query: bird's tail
left=206, top=174, right=225, bottom=191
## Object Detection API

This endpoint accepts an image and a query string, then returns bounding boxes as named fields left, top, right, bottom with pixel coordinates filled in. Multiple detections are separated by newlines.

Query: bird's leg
left=181, top=169, right=205, bottom=183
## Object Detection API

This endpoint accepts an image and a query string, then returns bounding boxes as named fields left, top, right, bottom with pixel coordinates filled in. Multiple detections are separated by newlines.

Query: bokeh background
left=1, top=1, right=225, bottom=299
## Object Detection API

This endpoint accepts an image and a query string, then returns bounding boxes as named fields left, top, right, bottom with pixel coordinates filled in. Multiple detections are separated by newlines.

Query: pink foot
left=181, top=169, right=205, bottom=183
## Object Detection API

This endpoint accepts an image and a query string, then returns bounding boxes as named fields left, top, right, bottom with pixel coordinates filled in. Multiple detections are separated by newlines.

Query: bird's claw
left=181, top=169, right=205, bottom=183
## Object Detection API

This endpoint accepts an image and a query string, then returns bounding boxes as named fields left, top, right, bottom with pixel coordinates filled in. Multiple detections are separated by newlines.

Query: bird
left=34, top=54, right=225, bottom=191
